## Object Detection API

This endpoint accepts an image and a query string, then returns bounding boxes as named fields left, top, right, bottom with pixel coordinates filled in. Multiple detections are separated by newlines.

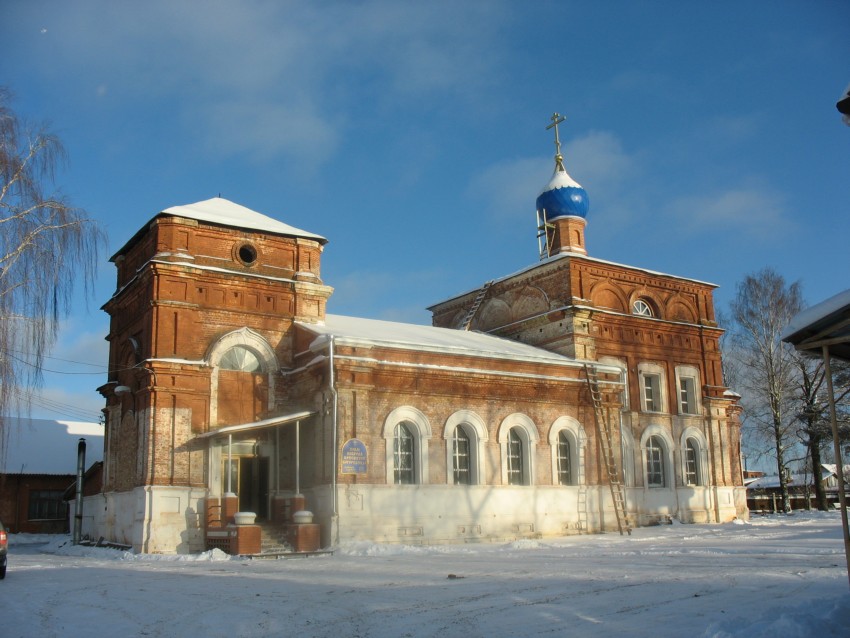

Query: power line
left=10, top=388, right=102, bottom=423
left=7, top=348, right=107, bottom=369
left=4, top=351, right=108, bottom=375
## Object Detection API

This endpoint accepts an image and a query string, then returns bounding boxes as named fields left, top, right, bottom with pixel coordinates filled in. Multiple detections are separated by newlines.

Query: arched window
left=393, top=422, right=416, bottom=484
left=507, top=428, right=524, bottom=485
left=632, top=299, right=653, bottom=317
left=383, top=406, right=431, bottom=486
left=557, top=431, right=574, bottom=485
left=206, top=328, right=277, bottom=427
left=499, top=413, right=537, bottom=486
left=684, top=438, right=700, bottom=486
left=452, top=427, right=471, bottom=485
left=219, top=345, right=262, bottom=372
left=645, top=435, right=666, bottom=487
left=548, top=417, right=585, bottom=487
left=444, top=411, right=487, bottom=486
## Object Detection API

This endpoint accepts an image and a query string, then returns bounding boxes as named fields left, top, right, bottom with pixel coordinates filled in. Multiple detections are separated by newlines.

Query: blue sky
left=2, top=1, right=848, bottom=423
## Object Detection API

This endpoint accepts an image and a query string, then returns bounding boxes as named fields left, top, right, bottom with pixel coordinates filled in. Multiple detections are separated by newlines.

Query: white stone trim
left=680, top=426, right=709, bottom=487
left=640, top=424, right=674, bottom=489
left=547, top=416, right=586, bottom=486
left=382, top=406, right=431, bottom=485
left=497, top=413, right=538, bottom=486
left=443, top=410, right=488, bottom=485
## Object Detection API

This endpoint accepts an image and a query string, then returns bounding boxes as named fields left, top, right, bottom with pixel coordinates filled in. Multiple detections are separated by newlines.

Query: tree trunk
left=810, top=433, right=830, bottom=510
left=774, top=420, right=791, bottom=512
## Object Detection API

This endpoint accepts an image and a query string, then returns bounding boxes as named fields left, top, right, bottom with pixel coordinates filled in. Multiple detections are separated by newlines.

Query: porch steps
left=250, top=522, right=333, bottom=559
left=256, top=522, right=293, bottom=555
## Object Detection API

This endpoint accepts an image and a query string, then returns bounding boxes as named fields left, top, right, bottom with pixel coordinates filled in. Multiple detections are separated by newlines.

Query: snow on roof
left=2, top=418, right=104, bottom=475
left=820, top=464, right=850, bottom=480
left=745, top=469, right=833, bottom=490
left=112, top=197, right=327, bottom=260
left=781, top=288, right=850, bottom=342
left=300, top=314, right=595, bottom=368
left=162, top=198, right=326, bottom=243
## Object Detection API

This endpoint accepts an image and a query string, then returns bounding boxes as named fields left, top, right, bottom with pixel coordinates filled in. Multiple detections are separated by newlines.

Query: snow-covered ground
left=2, top=512, right=849, bottom=637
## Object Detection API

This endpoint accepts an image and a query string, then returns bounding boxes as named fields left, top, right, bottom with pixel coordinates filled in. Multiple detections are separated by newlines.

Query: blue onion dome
left=536, top=166, right=589, bottom=221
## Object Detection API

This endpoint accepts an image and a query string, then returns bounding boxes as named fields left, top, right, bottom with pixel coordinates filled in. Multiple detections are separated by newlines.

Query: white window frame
left=393, top=422, right=416, bottom=485
left=507, top=429, right=524, bottom=485
left=632, top=299, right=653, bottom=317
left=675, top=365, right=701, bottom=416
left=548, top=416, right=586, bottom=487
left=680, top=427, right=709, bottom=487
left=382, top=406, right=431, bottom=485
left=598, top=356, right=628, bottom=410
left=498, top=413, right=538, bottom=486
left=638, top=362, right=667, bottom=414
left=443, top=410, right=488, bottom=485
left=640, top=426, right=673, bottom=489
left=451, top=427, right=472, bottom=485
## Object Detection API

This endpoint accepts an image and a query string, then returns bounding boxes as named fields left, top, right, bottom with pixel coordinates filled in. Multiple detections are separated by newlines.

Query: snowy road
left=1, top=512, right=849, bottom=637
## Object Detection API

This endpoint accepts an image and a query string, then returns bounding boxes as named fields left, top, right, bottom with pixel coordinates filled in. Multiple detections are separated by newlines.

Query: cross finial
left=545, top=112, right=567, bottom=172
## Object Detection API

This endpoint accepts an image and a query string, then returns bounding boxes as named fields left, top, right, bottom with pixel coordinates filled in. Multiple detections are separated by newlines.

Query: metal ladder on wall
left=585, top=364, right=632, bottom=536
left=576, top=440, right=588, bottom=533
left=459, top=280, right=494, bottom=331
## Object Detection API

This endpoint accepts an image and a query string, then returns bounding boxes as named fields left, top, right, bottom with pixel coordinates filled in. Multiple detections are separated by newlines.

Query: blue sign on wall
left=341, top=438, right=367, bottom=474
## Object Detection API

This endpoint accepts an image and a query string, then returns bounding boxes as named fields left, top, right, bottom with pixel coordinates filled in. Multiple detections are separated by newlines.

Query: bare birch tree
left=729, top=268, right=804, bottom=513
left=795, top=356, right=850, bottom=510
left=0, top=88, right=105, bottom=460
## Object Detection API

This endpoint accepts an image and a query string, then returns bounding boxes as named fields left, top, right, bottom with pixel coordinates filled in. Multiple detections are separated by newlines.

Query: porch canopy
left=194, top=411, right=316, bottom=441
left=195, top=410, right=316, bottom=497
left=782, top=288, right=850, bottom=588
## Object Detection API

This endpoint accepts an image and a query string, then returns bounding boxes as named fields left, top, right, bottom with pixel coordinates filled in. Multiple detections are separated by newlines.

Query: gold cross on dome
left=546, top=112, right=567, bottom=172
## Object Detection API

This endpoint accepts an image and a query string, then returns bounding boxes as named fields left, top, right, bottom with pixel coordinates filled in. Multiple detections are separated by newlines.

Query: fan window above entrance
left=220, top=346, right=262, bottom=372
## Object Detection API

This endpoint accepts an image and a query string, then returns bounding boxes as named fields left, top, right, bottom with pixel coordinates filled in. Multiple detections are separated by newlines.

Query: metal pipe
left=227, top=434, right=233, bottom=494
left=275, top=426, right=280, bottom=493
left=329, top=336, right=339, bottom=544
left=295, top=420, right=301, bottom=496
left=73, top=438, right=86, bottom=545
left=823, top=346, right=850, bottom=589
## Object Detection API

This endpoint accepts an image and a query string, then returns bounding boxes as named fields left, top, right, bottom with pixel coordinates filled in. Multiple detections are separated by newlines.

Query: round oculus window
left=237, top=243, right=257, bottom=265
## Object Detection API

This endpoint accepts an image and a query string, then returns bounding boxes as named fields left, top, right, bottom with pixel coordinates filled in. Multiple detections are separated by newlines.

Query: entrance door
left=237, top=457, right=269, bottom=520
left=223, top=456, right=270, bottom=520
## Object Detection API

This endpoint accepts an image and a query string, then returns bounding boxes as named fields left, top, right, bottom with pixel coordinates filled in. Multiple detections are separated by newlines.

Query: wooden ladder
left=585, top=364, right=632, bottom=536
left=459, top=280, right=494, bottom=331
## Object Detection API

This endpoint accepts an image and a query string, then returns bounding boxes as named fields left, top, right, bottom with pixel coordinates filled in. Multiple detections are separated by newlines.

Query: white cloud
left=467, top=130, right=640, bottom=223
left=16, top=1, right=510, bottom=166
left=465, top=156, right=551, bottom=220
left=664, top=186, right=790, bottom=238
left=562, top=130, right=637, bottom=193
left=203, top=100, right=336, bottom=168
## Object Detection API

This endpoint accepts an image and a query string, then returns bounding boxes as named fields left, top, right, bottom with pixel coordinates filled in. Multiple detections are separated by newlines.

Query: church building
left=92, top=117, right=746, bottom=553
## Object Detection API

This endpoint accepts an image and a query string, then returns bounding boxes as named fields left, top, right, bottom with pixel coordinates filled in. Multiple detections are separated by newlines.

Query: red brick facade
left=93, top=197, right=745, bottom=553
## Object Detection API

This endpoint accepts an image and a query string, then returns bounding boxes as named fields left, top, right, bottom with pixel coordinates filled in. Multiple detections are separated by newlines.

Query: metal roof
left=782, top=289, right=850, bottom=361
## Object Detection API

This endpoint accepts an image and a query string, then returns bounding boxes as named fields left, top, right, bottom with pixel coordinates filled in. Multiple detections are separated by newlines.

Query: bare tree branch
left=0, top=87, right=106, bottom=462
